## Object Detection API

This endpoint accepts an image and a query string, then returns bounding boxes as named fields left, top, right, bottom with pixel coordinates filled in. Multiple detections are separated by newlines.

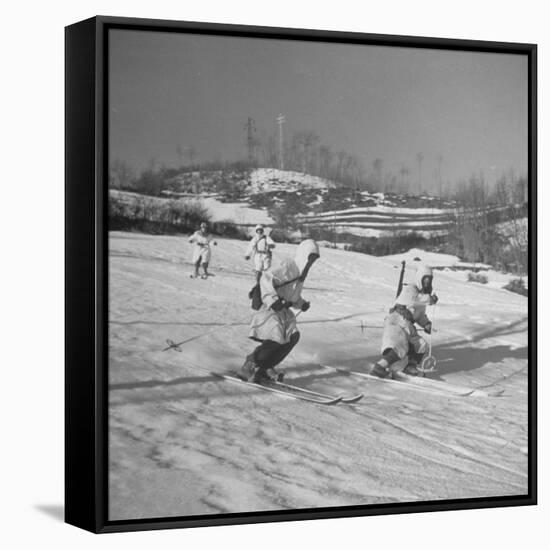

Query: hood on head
left=295, top=239, right=320, bottom=274
left=271, top=257, right=300, bottom=283
left=414, top=263, right=433, bottom=290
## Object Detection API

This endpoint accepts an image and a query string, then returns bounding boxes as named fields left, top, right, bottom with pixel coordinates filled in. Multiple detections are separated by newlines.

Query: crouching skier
left=240, top=239, right=320, bottom=383
left=371, top=263, right=438, bottom=378
left=245, top=224, right=276, bottom=283
left=188, top=221, right=217, bottom=279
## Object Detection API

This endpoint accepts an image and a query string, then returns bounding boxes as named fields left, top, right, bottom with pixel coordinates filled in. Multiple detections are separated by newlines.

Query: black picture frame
left=65, top=15, right=537, bottom=534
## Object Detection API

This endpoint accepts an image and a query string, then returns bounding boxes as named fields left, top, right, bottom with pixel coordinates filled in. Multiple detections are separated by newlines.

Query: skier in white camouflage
left=240, top=239, right=320, bottom=383
left=371, top=263, right=438, bottom=378
left=245, top=224, right=276, bottom=283
left=188, top=221, right=217, bottom=279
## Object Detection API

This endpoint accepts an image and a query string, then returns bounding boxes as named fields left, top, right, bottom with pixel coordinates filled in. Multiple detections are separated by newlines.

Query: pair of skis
left=212, top=371, right=364, bottom=406
left=213, top=364, right=503, bottom=404
left=321, top=364, right=504, bottom=398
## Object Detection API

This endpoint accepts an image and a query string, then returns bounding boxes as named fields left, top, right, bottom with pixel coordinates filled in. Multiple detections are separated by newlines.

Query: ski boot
left=370, top=362, right=391, bottom=379
left=403, top=362, right=419, bottom=376
left=265, top=368, right=285, bottom=383
left=240, top=355, right=260, bottom=382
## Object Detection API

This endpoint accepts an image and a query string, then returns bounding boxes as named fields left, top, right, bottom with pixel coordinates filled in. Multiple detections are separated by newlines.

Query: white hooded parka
left=380, top=263, right=434, bottom=359
left=246, top=232, right=275, bottom=272
left=249, top=240, right=319, bottom=344
left=189, top=231, right=215, bottom=264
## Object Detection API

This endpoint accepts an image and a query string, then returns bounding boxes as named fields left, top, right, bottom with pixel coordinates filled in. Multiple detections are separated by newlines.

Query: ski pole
left=419, top=303, right=437, bottom=373
left=428, top=305, right=434, bottom=356
left=163, top=313, right=251, bottom=352
left=431, top=303, right=437, bottom=350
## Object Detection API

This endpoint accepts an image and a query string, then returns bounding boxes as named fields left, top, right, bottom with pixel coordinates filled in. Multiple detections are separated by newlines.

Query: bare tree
left=494, top=176, right=509, bottom=207
left=508, top=175, right=528, bottom=273
left=109, top=159, right=135, bottom=189
left=344, top=154, right=356, bottom=187
left=176, top=144, right=184, bottom=168
left=512, top=176, right=528, bottom=204
left=336, top=151, right=347, bottom=181
left=372, top=158, right=383, bottom=190
left=244, top=117, right=258, bottom=167
left=259, top=131, right=278, bottom=168
left=399, top=164, right=410, bottom=191
left=319, top=145, right=333, bottom=179
left=453, top=174, right=493, bottom=264
left=436, top=154, right=443, bottom=203
left=294, top=131, right=319, bottom=173
left=416, top=152, right=424, bottom=194
left=186, top=146, right=197, bottom=166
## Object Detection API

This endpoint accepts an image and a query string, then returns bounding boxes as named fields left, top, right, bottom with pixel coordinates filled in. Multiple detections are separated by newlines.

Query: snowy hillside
left=248, top=168, right=336, bottom=193
left=108, top=231, right=528, bottom=520
left=112, top=168, right=525, bottom=247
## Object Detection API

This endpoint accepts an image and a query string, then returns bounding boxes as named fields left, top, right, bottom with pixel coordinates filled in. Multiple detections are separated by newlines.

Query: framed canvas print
left=65, top=16, right=537, bottom=533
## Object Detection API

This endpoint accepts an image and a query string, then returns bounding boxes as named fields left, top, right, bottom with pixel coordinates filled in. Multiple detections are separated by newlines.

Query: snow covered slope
left=108, top=231, right=528, bottom=520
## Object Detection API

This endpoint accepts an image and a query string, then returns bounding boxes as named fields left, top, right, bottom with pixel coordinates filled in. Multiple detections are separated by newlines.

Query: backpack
left=248, top=283, right=262, bottom=310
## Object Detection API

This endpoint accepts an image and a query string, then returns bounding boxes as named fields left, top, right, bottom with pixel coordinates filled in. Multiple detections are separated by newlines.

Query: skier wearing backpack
left=240, top=239, right=320, bottom=383
left=371, top=263, right=438, bottom=378
left=245, top=224, right=276, bottom=283
left=188, top=222, right=217, bottom=279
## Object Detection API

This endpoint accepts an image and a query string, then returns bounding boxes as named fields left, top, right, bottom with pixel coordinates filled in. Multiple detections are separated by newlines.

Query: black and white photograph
left=105, top=22, right=533, bottom=523
left=4, top=0, right=549, bottom=546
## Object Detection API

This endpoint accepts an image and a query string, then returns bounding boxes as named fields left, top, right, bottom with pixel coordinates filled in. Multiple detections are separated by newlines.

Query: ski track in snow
left=108, top=231, right=529, bottom=520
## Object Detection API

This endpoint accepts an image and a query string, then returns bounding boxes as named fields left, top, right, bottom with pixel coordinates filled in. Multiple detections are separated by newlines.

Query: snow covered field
left=108, top=231, right=528, bottom=521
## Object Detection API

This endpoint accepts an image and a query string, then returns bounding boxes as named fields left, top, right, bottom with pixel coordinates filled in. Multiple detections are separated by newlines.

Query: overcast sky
left=109, top=29, right=528, bottom=188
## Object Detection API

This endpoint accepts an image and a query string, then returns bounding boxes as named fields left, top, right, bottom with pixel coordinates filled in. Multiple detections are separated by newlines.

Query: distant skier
left=240, top=239, right=320, bottom=383
left=371, top=263, right=438, bottom=378
left=245, top=224, right=276, bottom=282
left=188, top=221, right=217, bottom=279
